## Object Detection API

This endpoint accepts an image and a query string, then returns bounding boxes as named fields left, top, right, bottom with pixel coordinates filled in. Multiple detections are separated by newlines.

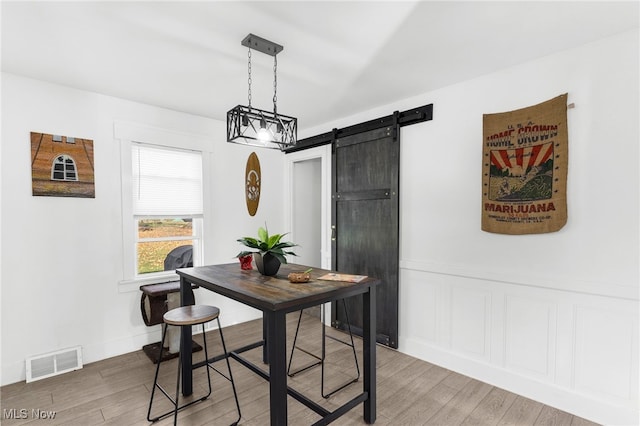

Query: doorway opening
left=286, top=145, right=331, bottom=320
left=292, top=157, right=322, bottom=268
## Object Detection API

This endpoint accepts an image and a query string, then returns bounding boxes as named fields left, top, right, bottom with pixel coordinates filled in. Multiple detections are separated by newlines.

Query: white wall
left=0, top=73, right=285, bottom=386
left=301, top=30, right=639, bottom=425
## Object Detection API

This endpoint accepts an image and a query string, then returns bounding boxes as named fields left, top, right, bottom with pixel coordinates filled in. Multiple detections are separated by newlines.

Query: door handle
left=331, top=225, right=336, bottom=241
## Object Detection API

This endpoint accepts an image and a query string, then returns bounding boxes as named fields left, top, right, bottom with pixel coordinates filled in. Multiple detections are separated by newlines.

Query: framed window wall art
left=31, top=132, right=95, bottom=198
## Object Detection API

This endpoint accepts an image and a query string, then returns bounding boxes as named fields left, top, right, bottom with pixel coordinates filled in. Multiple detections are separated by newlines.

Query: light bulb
left=257, top=127, right=270, bottom=143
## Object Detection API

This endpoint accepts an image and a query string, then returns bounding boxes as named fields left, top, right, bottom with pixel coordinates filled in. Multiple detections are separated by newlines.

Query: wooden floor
left=1, top=312, right=599, bottom=426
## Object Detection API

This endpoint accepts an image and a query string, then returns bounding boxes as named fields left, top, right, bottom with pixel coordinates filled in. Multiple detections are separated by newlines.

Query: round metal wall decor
left=245, top=152, right=261, bottom=216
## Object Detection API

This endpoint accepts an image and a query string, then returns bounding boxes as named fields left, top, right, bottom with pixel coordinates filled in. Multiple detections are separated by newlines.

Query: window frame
left=51, top=154, right=78, bottom=181
left=116, top=122, right=212, bottom=292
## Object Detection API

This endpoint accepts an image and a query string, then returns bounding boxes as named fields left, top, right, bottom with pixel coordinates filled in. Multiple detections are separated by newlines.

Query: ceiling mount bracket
left=241, top=34, right=283, bottom=57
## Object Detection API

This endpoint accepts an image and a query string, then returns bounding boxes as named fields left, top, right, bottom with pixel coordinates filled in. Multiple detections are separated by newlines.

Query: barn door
left=331, top=124, right=399, bottom=349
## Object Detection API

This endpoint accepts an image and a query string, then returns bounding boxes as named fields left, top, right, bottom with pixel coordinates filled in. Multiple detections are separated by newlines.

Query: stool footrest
left=287, top=346, right=322, bottom=377
left=148, top=383, right=208, bottom=423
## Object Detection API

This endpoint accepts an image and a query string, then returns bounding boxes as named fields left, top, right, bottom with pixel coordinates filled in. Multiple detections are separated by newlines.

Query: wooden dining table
left=176, top=262, right=380, bottom=425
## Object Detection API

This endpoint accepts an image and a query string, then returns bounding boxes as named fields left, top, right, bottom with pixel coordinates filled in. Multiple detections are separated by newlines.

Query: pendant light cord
left=273, top=54, right=278, bottom=114
left=247, top=47, right=252, bottom=108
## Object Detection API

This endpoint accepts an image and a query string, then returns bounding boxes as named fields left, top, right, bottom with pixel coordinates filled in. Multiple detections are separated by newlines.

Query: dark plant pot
left=254, top=253, right=281, bottom=276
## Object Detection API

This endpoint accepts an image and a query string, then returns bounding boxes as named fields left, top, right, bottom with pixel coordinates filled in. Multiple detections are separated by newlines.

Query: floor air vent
left=26, top=346, right=83, bottom=383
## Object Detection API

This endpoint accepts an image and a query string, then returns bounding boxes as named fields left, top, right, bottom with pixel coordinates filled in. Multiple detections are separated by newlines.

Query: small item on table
left=239, top=254, right=253, bottom=270
left=317, top=273, right=367, bottom=283
left=288, top=268, right=312, bottom=283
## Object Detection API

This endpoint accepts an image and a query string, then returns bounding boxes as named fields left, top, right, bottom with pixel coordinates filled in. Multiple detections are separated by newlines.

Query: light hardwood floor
left=1, top=312, right=599, bottom=425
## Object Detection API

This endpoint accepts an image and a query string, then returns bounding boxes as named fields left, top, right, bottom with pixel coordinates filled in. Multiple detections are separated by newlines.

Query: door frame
left=285, top=145, right=333, bottom=325
left=284, top=144, right=332, bottom=274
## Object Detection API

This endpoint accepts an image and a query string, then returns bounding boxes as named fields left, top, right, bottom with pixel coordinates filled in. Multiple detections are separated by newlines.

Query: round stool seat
left=163, top=305, right=220, bottom=326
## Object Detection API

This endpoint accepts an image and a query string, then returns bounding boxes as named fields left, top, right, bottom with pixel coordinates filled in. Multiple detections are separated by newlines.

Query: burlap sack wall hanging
left=482, top=93, right=568, bottom=234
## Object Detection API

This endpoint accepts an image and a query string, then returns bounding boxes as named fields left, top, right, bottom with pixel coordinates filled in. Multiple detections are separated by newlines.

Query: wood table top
left=176, top=263, right=380, bottom=313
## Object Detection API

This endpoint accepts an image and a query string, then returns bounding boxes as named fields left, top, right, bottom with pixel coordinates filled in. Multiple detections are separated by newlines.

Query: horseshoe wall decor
left=245, top=152, right=261, bottom=216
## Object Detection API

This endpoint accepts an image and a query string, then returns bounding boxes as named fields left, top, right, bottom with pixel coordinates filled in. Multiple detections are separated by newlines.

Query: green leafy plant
left=236, top=224, right=297, bottom=264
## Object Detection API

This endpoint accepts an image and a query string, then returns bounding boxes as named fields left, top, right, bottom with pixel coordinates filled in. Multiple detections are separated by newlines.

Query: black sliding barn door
left=331, top=125, right=399, bottom=349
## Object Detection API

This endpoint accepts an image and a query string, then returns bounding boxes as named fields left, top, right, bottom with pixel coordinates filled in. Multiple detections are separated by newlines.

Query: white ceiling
left=2, top=1, right=638, bottom=129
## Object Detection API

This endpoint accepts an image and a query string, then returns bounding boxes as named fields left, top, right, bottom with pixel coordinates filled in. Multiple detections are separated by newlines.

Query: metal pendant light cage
left=227, top=105, right=297, bottom=150
left=227, top=34, right=297, bottom=150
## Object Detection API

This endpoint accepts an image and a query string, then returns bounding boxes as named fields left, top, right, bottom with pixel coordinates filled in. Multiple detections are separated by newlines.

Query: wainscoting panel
left=450, top=284, right=491, bottom=360
left=573, top=303, right=636, bottom=402
left=398, top=261, right=639, bottom=425
left=399, top=268, right=440, bottom=344
left=504, top=294, right=556, bottom=380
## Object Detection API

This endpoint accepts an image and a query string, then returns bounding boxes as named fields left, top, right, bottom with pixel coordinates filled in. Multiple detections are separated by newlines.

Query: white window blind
left=132, top=143, right=203, bottom=216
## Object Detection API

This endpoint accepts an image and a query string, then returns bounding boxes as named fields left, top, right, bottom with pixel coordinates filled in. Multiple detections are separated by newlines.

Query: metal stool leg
left=215, top=317, right=242, bottom=426
left=287, top=309, right=323, bottom=377
left=173, top=339, right=182, bottom=426
left=200, top=323, right=213, bottom=399
left=147, top=322, right=226, bottom=424
left=286, top=300, right=360, bottom=398
left=147, top=323, right=170, bottom=422
left=321, top=299, right=360, bottom=398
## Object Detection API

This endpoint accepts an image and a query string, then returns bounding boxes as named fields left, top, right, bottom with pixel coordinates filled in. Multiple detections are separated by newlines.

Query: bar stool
left=147, top=305, right=241, bottom=426
left=287, top=300, right=360, bottom=398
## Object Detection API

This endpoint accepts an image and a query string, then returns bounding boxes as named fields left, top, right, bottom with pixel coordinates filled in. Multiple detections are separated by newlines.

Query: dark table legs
left=178, top=276, right=377, bottom=425
left=266, top=311, right=287, bottom=425
left=263, top=312, right=269, bottom=364
left=363, top=285, right=377, bottom=424
left=180, top=276, right=195, bottom=396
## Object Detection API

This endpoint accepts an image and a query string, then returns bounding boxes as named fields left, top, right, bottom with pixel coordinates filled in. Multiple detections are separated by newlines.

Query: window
left=51, top=154, right=78, bottom=181
left=131, top=143, right=203, bottom=277
left=117, top=122, right=210, bottom=290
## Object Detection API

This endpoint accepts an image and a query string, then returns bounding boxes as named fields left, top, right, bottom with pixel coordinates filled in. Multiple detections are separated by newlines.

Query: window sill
left=118, top=272, right=180, bottom=293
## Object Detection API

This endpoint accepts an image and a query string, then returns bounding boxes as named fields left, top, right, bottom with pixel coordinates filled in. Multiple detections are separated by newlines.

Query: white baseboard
left=399, top=336, right=639, bottom=426
left=1, top=310, right=262, bottom=387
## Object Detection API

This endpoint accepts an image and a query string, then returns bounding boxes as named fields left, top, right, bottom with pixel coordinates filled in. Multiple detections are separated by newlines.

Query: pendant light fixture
left=227, top=34, right=297, bottom=150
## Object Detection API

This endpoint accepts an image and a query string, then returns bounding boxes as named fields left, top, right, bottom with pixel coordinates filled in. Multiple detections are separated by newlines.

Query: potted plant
left=236, top=225, right=297, bottom=276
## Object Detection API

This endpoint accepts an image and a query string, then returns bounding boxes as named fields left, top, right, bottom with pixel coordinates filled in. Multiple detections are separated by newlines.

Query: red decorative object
left=239, top=254, right=253, bottom=270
